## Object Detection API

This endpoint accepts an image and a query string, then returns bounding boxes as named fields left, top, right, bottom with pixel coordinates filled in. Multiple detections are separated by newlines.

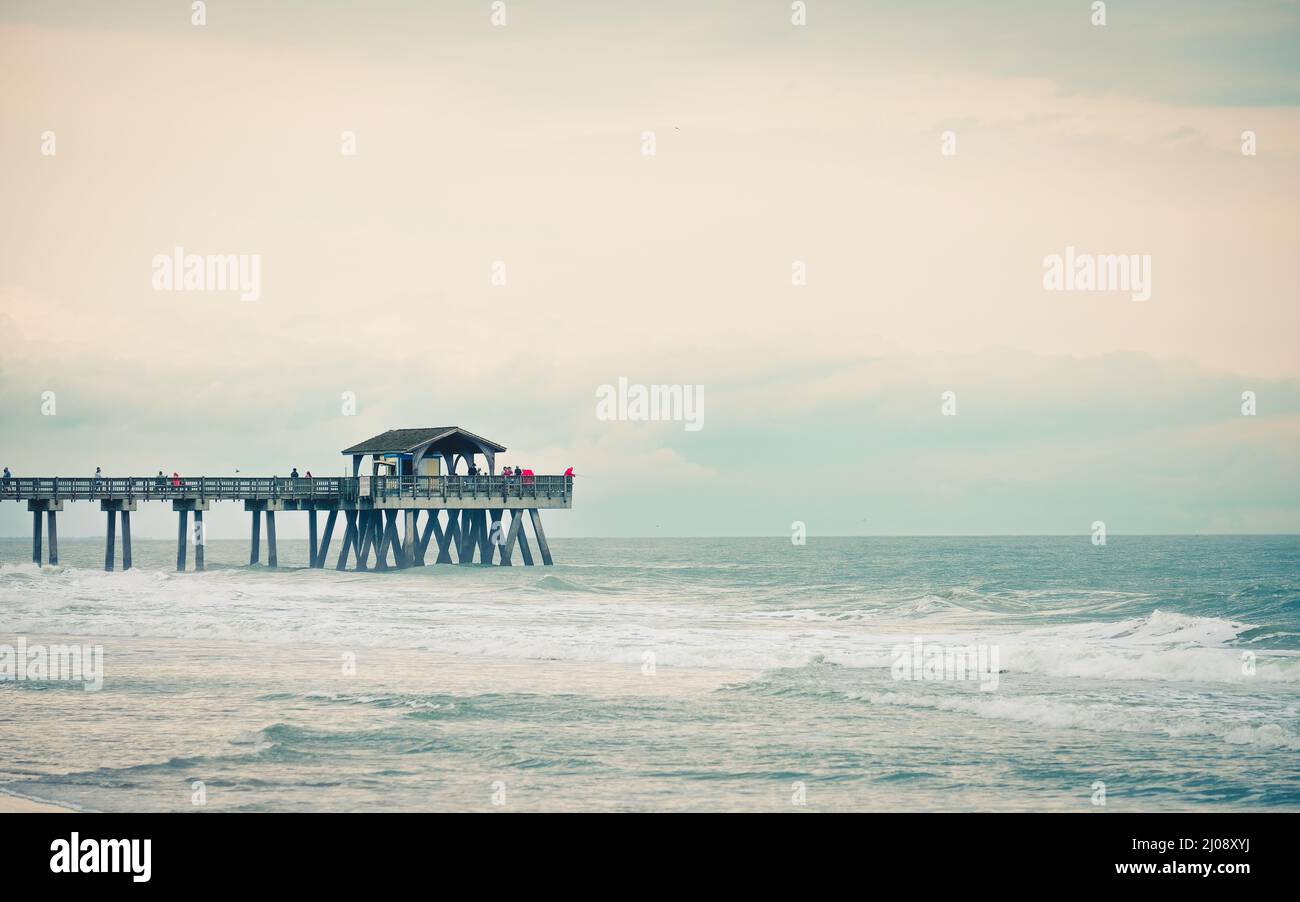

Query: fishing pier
left=5, top=427, right=571, bottom=572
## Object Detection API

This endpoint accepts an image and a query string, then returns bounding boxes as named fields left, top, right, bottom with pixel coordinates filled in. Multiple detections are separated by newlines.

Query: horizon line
left=2, top=532, right=1296, bottom=540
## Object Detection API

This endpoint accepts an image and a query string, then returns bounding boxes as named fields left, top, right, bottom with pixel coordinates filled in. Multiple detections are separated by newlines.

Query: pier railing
left=362, top=475, right=570, bottom=502
left=0, top=475, right=573, bottom=503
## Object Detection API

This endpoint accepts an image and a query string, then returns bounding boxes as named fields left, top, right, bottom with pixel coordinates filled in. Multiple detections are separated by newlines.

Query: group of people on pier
left=499, top=465, right=534, bottom=485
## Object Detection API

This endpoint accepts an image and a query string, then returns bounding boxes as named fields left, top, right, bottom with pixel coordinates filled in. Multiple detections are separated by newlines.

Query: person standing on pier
left=171, top=471, right=181, bottom=492
left=155, top=471, right=166, bottom=494
left=2, top=466, right=11, bottom=495
left=93, top=466, right=103, bottom=496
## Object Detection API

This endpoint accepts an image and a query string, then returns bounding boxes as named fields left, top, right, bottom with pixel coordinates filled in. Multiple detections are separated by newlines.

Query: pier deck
left=3, top=475, right=572, bottom=509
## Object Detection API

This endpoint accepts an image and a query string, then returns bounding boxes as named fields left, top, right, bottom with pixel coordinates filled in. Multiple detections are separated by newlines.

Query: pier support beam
left=356, top=510, right=375, bottom=570
left=171, top=501, right=208, bottom=572
left=337, top=510, right=359, bottom=570
left=386, top=510, right=408, bottom=569
left=316, top=509, right=337, bottom=569
left=244, top=500, right=283, bottom=567
left=373, top=513, right=390, bottom=569
left=122, top=511, right=132, bottom=571
left=308, top=510, right=319, bottom=568
left=370, top=509, right=383, bottom=568
left=516, top=511, right=535, bottom=566
left=98, top=500, right=135, bottom=571
left=435, top=511, right=458, bottom=564
left=105, top=510, right=116, bottom=572
left=458, top=509, right=478, bottom=565
left=47, top=509, right=58, bottom=565
left=193, top=510, right=203, bottom=571
left=528, top=509, right=553, bottom=566
left=476, top=510, right=493, bottom=565
left=365, top=511, right=382, bottom=570
left=266, top=512, right=278, bottom=568
left=372, top=509, right=385, bottom=568
left=415, top=511, right=437, bottom=566
left=176, top=509, right=189, bottom=572
left=250, top=509, right=261, bottom=566
left=487, top=509, right=505, bottom=565
left=226, top=503, right=564, bottom=572
left=375, top=510, right=405, bottom=569
left=500, top=509, right=522, bottom=566
left=26, top=500, right=61, bottom=565
left=403, top=510, right=416, bottom=568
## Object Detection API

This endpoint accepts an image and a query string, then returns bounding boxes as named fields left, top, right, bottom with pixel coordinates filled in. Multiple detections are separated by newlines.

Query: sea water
left=1, top=536, right=1297, bottom=811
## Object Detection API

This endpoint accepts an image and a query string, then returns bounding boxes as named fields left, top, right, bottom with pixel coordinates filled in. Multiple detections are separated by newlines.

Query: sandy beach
left=0, top=789, right=70, bottom=813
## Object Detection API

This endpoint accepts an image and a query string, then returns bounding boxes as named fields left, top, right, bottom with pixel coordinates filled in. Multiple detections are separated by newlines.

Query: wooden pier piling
left=403, top=510, right=416, bottom=568
left=308, top=510, right=318, bottom=567
left=500, top=509, right=522, bottom=565
left=356, top=510, right=375, bottom=570
left=337, top=510, right=358, bottom=570
left=193, top=510, right=204, bottom=571
left=104, top=509, right=116, bottom=572
left=47, top=508, right=58, bottom=565
left=92, top=501, right=136, bottom=571
left=266, top=511, right=278, bottom=568
left=436, top=511, right=458, bottom=564
left=250, top=509, right=261, bottom=566
left=517, top=514, right=535, bottom=565
left=415, top=511, right=435, bottom=565
left=11, top=494, right=561, bottom=573
left=176, top=509, right=189, bottom=572
left=529, top=509, right=553, bottom=566
left=316, top=509, right=337, bottom=569
left=24, top=501, right=64, bottom=567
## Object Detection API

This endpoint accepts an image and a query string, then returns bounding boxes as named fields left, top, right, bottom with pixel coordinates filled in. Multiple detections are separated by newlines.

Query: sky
left=1, top=0, right=1298, bottom=537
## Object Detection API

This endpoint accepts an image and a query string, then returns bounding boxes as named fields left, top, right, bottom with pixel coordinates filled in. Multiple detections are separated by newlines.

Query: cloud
left=1, top=6, right=1298, bottom=536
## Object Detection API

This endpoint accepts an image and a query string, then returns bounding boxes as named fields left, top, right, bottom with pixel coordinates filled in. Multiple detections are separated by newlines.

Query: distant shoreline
left=0, top=533, right=1297, bottom=540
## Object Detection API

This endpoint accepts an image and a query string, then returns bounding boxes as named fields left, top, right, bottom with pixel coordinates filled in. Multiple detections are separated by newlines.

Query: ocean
left=1, top=535, right=1297, bottom=812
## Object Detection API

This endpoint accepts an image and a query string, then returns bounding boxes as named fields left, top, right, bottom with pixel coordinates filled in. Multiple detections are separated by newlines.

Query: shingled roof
left=341, top=427, right=506, bottom=455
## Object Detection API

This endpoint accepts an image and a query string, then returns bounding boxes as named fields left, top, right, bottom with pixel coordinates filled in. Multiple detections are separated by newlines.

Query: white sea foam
left=2, top=565, right=1297, bottom=683
left=850, top=689, right=1300, bottom=750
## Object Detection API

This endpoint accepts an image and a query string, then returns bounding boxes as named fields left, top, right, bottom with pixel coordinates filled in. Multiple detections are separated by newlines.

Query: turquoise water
left=1, top=536, right=1297, bottom=811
